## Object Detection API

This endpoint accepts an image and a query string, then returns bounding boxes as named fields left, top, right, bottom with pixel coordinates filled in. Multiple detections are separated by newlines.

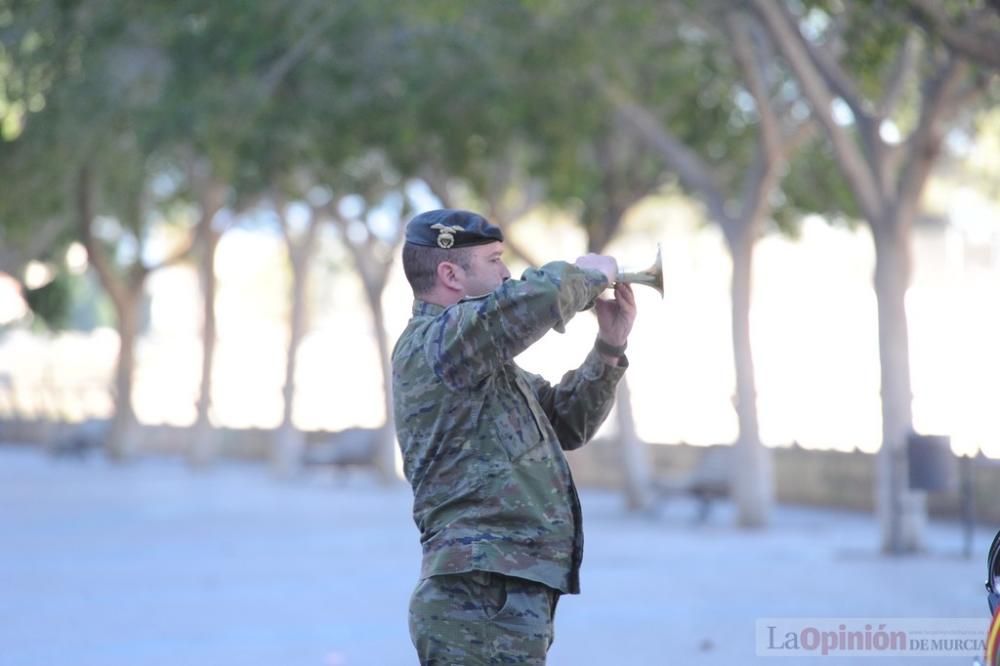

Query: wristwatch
left=595, top=338, right=627, bottom=358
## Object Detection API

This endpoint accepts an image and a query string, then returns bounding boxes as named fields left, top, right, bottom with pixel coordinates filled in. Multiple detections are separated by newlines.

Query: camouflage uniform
left=408, top=570, right=558, bottom=665
left=392, top=261, right=627, bottom=664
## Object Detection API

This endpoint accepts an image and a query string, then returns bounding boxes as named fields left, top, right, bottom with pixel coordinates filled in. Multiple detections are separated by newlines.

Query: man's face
left=457, top=242, right=511, bottom=298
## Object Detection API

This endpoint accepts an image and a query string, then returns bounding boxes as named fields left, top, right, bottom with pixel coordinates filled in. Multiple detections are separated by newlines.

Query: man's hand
left=574, top=254, right=618, bottom=286
left=595, top=283, right=637, bottom=348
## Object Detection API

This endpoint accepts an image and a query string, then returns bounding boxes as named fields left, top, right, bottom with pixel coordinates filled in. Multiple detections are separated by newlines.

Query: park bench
left=46, top=418, right=109, bottom=458
left=302, top=427, right=380, bottom=471
left=652, top=445, right=732, bottom=523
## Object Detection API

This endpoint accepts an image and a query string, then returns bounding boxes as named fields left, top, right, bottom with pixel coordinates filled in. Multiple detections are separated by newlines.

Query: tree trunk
left=872, top=218, right=924, bottom=553
left=272, top=235, right=313, bottom=477
left=365, top=285, right=399, bottom=483
left=76, top=165, right=139, bottom=461
left=616, top=393, right=652, bottom=512
left=329, top=199, right=406, bottom=483
left=273, top=420, right=305, bottom=479
left=586, top=211, right=654, bottom=512
left=106, top=287, right=143, bottom=459
left=727, top=227, right=772, bottom=527
left=189, top=228, right=222, bottom=468
left=616, top=376, right=653, bottom=510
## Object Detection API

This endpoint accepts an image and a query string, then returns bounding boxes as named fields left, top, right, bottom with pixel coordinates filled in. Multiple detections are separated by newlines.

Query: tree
left=268, top=195, right=323, bottom=476
left=59, top=4, right=201, bottom=457
left=187, top=167, right=228, bottom=467
left=552, top=115, right=666, bottom=513
left=1, top=3, right=215, bottom=456
left=223, top=2, right=408, bottom=476
left=503, top=1, right=813, bottom=524
left=323, top=161, right=411, bottom=482
left=75, top=162, right=199, bottom=458
left=1, top=1, right=359, bottom=459
left=749, top=0, right=995, bottom=551
left=158, top=1, right=378, bottom=468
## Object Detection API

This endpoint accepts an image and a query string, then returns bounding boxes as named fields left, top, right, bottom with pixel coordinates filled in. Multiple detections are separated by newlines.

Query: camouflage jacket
left=391, top=261, right=627, bottom=594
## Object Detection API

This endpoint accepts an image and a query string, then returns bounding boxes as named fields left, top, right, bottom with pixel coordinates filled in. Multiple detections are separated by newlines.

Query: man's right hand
left=574, top=254, right=618, bottom=286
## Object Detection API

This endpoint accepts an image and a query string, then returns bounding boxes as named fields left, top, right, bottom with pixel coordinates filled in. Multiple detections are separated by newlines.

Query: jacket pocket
left=491, top=382, right=544, bottom=463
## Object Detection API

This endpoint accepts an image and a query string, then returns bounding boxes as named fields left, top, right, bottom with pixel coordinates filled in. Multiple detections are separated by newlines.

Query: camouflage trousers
left=408, top=570, right=560, bottom=665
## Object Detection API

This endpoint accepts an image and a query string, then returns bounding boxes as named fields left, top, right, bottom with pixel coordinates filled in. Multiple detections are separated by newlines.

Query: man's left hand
left=594, top=283, right=637, bottom=348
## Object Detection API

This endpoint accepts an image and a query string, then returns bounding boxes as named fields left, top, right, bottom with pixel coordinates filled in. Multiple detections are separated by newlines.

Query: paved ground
left=0, top=444, right=995, bottom=665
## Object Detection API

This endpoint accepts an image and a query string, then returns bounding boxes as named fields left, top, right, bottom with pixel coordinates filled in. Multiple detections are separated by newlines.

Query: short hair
left=402, top=242, right=473, bottom=296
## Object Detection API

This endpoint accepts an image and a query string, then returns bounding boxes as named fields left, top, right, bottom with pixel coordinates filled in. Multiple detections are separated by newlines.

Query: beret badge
left=430, top=223, right=464, bottom=249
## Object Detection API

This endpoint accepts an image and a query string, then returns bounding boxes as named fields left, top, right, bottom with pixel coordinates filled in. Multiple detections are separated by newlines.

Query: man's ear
left=437, top=261, right=464, bottom=291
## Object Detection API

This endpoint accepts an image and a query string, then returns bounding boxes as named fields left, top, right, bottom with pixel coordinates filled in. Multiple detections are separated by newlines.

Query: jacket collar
left=412, top=299, right=445, bottom=317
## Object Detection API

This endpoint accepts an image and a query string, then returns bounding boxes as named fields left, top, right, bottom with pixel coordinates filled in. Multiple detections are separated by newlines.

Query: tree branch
left=726, top=12, right=781, bottom=164
left=730, top=145, right=778, bottom=244
left=375, top=212, right=406, bottom=285
left=273, top=195, right=293, bottom=247
left=159, top=240, right=195, bottom=270
left=905, top=0, right=1000, bottom=69
left=419, top=162, right=456, bottom=208
left=484, top=202, right=543, bottom=268
left=595, top=76, right=729, bottom=225
left=0, top=217, right=66, bottom=276
left=896, top=57, right=971, bottom=221
left=500, top=234, right=543, bottom=269
left=774, top=0, right=885, bottom=169
left=258, top=2, right=345, bottom=98
left=736, top=108, right=815, bottom=242
left=150, top=177, right=227, bottom=273
left=774, top=2, right=866, bottom=117
left=77, top=165, right=130, bottom=315
left=877, top=33, right=919, bottom=118
left=479, top=153, right=545, bottom=267
left=784, top=116, right=819, bottom=155
left=773, top=1, right=884, bottom=165
left=749, top=0, right=882, bottom=221
left=326, top=202, right=380, bottom=296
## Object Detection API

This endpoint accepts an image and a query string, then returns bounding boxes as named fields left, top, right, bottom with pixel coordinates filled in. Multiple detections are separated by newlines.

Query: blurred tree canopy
left=0, top=1, right=997, bottom=540
left=3, top=0, right=996, bottom=277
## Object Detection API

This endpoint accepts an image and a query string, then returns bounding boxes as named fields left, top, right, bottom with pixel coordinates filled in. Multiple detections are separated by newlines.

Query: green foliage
left=23, top=268, right=71, bottom=330
left=798, top=0, right=911, bottom=100
left=1, top=1, right=404, bottom=281
left=384, top=2, right=741, bottom=242
left=776, top=137, right=861, bottom=230
left=1, top=0, right=995, bottom=287
left=510, top=1, right=762, bottom=240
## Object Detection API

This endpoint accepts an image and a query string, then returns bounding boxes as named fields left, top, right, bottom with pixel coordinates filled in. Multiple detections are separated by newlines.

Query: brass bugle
left=616, top=243, right=663, bottom=297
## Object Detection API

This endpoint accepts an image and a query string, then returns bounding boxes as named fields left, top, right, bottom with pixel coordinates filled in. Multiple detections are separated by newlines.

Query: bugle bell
left=616, top=243, right=663, bottom=297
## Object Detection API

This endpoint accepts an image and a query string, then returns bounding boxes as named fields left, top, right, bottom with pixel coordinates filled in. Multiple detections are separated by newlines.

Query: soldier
left=392, top=209, right=637, bottom=664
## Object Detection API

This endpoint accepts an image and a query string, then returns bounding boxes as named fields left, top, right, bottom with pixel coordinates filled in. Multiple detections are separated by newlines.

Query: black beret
left=404, top=209, right=504, bottom=249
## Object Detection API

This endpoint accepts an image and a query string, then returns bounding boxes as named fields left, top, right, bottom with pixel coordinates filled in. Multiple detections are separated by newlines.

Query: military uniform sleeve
left=521, top=347, right=628, bottom=451
left=426, top=261, right=607, bottom=391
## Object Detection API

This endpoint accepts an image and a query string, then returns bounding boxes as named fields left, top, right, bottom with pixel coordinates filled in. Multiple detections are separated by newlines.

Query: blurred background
left=1, top=1, right=999, bottom=664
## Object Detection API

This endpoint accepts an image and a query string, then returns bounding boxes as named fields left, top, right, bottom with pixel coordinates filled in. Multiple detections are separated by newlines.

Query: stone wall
left=566, top=438, right=1000, bottom=524
left=4, top=419, right=998, bottom=523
